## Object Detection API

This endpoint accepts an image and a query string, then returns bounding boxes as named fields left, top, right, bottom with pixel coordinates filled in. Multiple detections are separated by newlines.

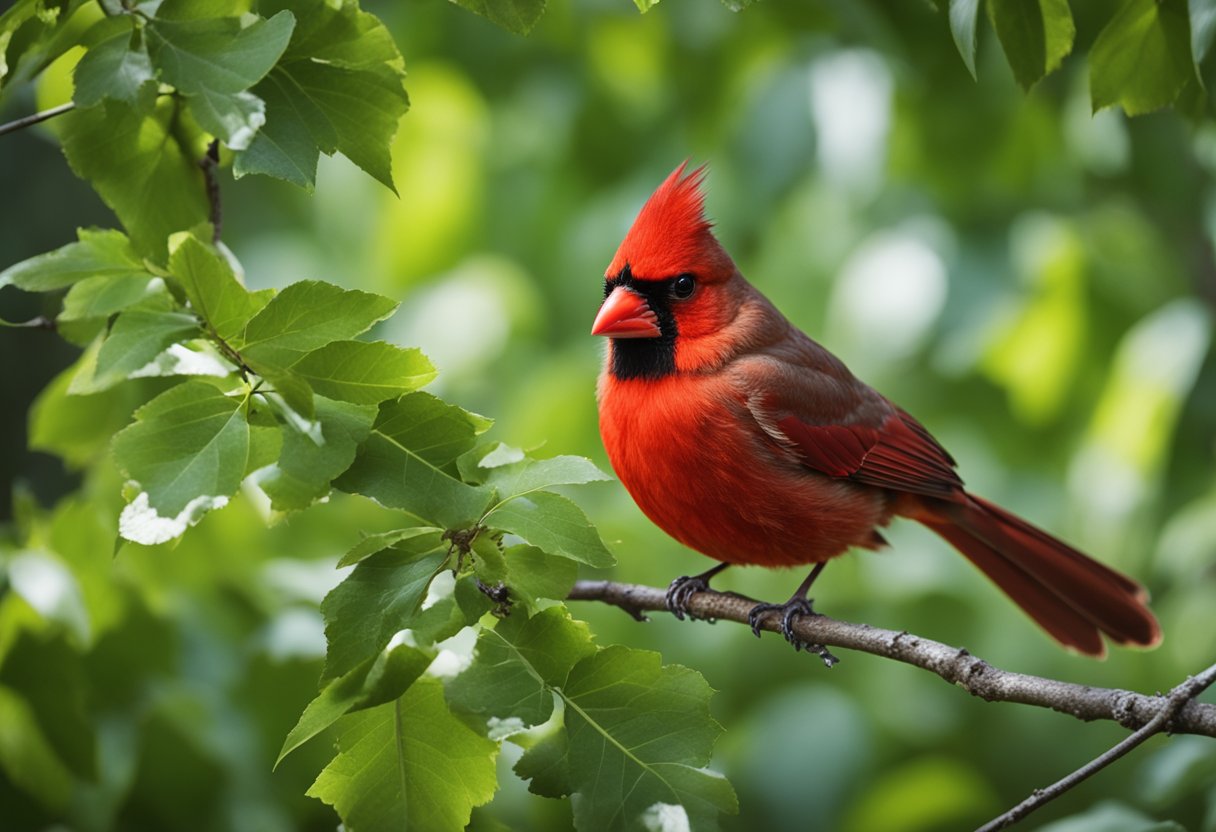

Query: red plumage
left=594, top=163, right=1160, bottom=657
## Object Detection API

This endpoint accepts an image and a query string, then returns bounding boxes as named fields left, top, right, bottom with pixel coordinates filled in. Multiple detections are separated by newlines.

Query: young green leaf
left=449, top=0, right=547, bottom=36
left=72, top=23, right=157, bottom=109
left=320, top=543, right=447, bottom=681
left=339, top=526, right=444, bottom=568
left=258, top=396, right=377, bottom=511
left=987, top=0, right=1074, bottom=91
left=79, top=309, right=201, bottom=392
left=290, top=341, right=436, bottom=404
left=948, top=0, right=981, bottom=79
left=59, top=101, right=210, bottom=262
left=277, top=640, right=433, bottom=767
left=1091, top=0, right=1194, bottom=115
left=515, top=646, right=737, bottom=831
left=485, top=491, right=615, bottom=568
left=111, top=380, right=250, bottom=515
left=307, top=678, right=497, bottom=831
left=236, top=280, right=399, bottom=370
left=58, top=274, right=163, bottom=322
left=168, top=233, right=267, bottom=342
left=335, top=393, right=494, bottom=527
left=446, top=607, right=595, bottom=729
left=484, top=455, right=612, bottom=507
left=0, top=228, right=148, bottom=292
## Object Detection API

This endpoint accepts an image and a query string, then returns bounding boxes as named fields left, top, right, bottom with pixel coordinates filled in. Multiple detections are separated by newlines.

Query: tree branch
left=199, top=139, right=222, bottom=243
left=0, top=102, right=75, bottom=138
left=566, top=580, right=1216, bottom=739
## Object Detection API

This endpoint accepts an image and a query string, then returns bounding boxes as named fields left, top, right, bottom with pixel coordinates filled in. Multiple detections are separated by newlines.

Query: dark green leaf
left=0, top=228, right=148, bottom=292
left=949, top=0, right=981, bottom=78
left=447, top=607, right=595, bottom=729
left=474, top=544, right=579, bottom=611
left=59, top=101, right=210, bottom=262
left=306, top=678, right=497, bottom=831
left=320, top=544, right=447, bottom=681
left=448, top=0, right=547, bottom=36
left=146, top=10, right=294, bottom=95
left=237, top=280, right=398, bottom=370
left=486, top=491, right=614, bottom=568
left=1193, top=0, right=1216, bottom=66
left=290, top=341, right=435, bottom=404
left=1091, top=0, right=1194, bottom=115
left=111, top=380, right=250, bottom=515
left=72, top=23, right=156, bottom=109
left=259, top=396, right=377, bottom=511
left=277, top=641, right=432, bottom=767
left=987, top=0, right=1074, bottom=91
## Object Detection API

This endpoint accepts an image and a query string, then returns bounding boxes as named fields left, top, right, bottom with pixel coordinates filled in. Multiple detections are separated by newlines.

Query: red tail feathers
left=918, top=495, right=1161, bottom=657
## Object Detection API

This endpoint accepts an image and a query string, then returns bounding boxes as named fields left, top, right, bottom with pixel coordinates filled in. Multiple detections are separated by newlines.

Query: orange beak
left=591, top=286, right=662, bottom=338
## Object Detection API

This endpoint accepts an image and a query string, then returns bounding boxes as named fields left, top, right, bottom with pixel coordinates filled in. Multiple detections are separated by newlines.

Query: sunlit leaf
left=259, top=396, right=376, bottom=511
left=449, top=0, right=547, bottom=36
left=485, top=491, right=614, bottom=568
left=72, top=22, right=156, bottom=109
left=0, top=228, right=148, bottom=292
left=168, top=232, right=266, bottom=342
left=1091, top=0, right=1193, bottom=115
left=290, top=341, right=435, bottom=405
left=948, top=0, right=980, bottom=79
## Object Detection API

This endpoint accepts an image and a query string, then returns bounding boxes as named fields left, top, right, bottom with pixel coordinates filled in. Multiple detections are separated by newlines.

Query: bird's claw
left=666, top=574, right=710, bottom=621
left=748, top=597, right=839, bottom=668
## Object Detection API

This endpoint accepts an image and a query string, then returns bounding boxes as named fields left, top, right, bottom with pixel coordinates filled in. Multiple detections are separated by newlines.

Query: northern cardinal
left=592, top=163, right=1161, bottom=659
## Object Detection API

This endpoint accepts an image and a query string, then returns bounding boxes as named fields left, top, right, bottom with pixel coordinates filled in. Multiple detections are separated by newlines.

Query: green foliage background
left=2, top=0, right=1216, bottom=830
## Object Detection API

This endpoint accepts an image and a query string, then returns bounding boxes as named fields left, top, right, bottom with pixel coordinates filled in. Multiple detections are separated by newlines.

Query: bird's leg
left=747, top=562, right=839, bottom=667
left=666, top=562, right=731, bottom=621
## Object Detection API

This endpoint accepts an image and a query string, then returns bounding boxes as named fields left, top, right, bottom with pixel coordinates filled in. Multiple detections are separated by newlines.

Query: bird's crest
left=607, top=162, right=732, bottom=281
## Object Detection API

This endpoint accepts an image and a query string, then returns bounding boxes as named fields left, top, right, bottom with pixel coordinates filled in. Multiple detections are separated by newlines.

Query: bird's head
left=592, top=163, right=742, bottom=380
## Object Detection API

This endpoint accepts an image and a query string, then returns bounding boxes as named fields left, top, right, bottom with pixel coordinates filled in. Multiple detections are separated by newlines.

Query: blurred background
left=2, top=0, right=1216, bottom=829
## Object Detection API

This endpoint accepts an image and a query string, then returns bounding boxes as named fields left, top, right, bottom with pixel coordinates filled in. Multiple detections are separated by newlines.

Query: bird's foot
left=748, top=597, right=839, bottom=668
left=666, top=575, right=712, bottom=621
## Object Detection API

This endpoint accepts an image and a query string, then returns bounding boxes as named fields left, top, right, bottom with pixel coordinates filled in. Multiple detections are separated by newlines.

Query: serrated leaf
left=111, top=380, right=250, bottom=515
left=1092, top=0, right=1195, bottom=115
left=146, top=10, right=293, bottom=95
left=168, top=233, right=266, bottom=341
left=307, top=678, right=497, bottom=832
left=78, top=309, right=201, bottom=392
left=188, top=87, right=266, bottom=150
left=474, top=544, right=579, bottom=612
left=59, top=101, right=210, bottom=262
left=948, top=0, right=981, bottom=78
left=237, top=280, right=398, bottom=370
left=339, top=526, right=444, bottom=568
left=447, top=607, right=595, bottom=728
left=515, top=646, right=737, bottom=830
left=987, top=0, right=1075, bottom=91
left=448, top=0, right=547, bottom=35
left=0, top=228, right=148, bottom=292
left=277, top=641, right=432, bottom=767
left=290, top=340, right=435, bottom=405
left=231, top=66, right=331, bottom=188
left=335, top=393, right=494, bottom=527
left=72, top=23, right=157, bottom=109
left=484, top=455, right=611, bottom=508
left=320, top=543, right=447, bottom=681
left=58, top=274, right=163, bottom=322
left=486, top=491, right=614, bottom=568
left=259, top=396, right=376, bottom=511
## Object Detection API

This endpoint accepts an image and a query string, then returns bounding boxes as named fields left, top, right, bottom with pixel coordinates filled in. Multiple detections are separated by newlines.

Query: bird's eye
left=671, top=274, right=696, bottom=299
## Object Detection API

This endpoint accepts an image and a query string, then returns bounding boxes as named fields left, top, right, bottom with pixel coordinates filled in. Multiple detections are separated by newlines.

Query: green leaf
left=72, top=23, right=157, bottom=109
left=447, top=607, right=595, bottom=729
left=474, top=544, right=579, bottom=612
left=59, top=101, right=211, bottom=262
left=29, top=361, right=152, bottom=468
left=1091, top=0, right=1194, bottom=115
left=634, top=0, right=661, bottom=12
left=515, top=646, right=737, bottom=830
left=237, top=280, right=398, bottom=370
left=987, top=0, right=1075, bottom=91
left=231, top=67, right=331, bottom=189
left=0, top=686, right=73, bottom=811
left=111, top=380, right=250, bottom=515
left=335, top=393, right=494, bottom=527
left=58, top=274, right=163, bottom=322
left=448, top=0, right=547, bottom=36
left=486, top=491, right=615, bottom=568
left=290, top=340, right=436, bottom=404
left=307, top=678, right=497, bottom=832
left=145, top=10, right=294, bottom=92
left=259, top=396, right=376, bottom=511
left=484, top=455, right=611, bottom=507
left=1193, top=0, right=1216, bottom=66
left=339, top=526, right=444, bottom=568
left=188, top=88, right=266, bottom=151
left=77, top=309, right=201, bottom=392
left=320, top=542, right=447, bottom=681
left=948, top=0, right=981, bottom=78
left=0, top=228, right=148, bottom=292
left=168, top=233, right=266, bottom=342
left=277, top=640, right=432, bottom=767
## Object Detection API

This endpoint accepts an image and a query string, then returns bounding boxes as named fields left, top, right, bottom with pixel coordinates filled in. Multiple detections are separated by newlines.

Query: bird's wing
left=737, top=354, right=964, bottom=499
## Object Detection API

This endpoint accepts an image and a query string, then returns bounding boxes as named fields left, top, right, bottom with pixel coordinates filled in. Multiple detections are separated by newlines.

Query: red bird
left=592, top=163, right=1161, bottom=660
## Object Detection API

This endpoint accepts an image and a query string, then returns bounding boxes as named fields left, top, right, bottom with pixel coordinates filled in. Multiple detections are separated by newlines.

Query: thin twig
left=0, top=102, right=76, bottom=138
left=566, top=580, right=1216, bottom=738
left=200, top=139, right=222, bottom=243
left=977, top=661, right=1216, bottom=830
